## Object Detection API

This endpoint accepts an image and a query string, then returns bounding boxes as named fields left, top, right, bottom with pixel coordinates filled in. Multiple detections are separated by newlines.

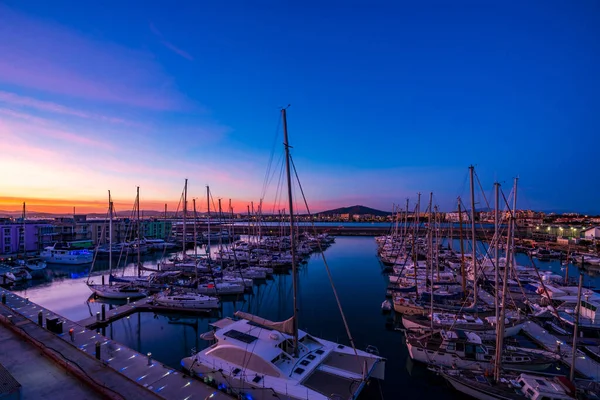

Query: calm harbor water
left=9, top=236, right=599, bottom=399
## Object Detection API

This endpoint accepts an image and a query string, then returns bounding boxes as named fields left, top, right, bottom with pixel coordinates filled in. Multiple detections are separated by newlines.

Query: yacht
left=181, top=312, right=385, bottom=400
left=154, top=290, right=219, bottom=309
left=406, top=329, right=556, bottom=372
left=441, top=370, right=576, bottom=400
left=40, top=243, right=93, bottom=265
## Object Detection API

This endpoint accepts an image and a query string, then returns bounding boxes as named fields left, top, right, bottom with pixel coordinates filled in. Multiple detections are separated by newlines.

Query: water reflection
left=7, top=237, right=599, bottom=399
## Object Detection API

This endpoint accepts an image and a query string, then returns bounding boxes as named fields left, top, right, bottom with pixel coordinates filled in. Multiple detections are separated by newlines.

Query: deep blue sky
left=0, top=1, right=598, bottom=214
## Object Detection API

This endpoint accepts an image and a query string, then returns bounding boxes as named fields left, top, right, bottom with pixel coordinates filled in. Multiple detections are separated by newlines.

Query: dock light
left=547, top=227, right=551, bottom=231
left=96, top=312, right=100, bottom=321
left=69, top=328, right=75, bottom=342
left=147, top=352, right=152, bottom=366
left=127, top=297, right=131, bottom=304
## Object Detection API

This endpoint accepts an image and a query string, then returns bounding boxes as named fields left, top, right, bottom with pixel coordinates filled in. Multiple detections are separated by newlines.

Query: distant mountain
left=317, top=205, right=391, bottom=217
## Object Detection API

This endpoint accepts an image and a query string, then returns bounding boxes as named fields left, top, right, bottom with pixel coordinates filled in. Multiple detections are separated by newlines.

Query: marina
left=0, top=234, right=598, bottom=399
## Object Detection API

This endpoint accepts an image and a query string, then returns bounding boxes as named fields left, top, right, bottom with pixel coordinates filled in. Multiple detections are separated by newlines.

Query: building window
left=3, top=228, right=9, bottom=235
left=3, top=246, right=10, bottom=253
left=4, top=237, right=10, bottom=245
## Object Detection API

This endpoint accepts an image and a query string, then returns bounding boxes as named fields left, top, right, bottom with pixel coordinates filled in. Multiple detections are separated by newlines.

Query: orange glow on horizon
left=0, top=196, right=321, bottom=215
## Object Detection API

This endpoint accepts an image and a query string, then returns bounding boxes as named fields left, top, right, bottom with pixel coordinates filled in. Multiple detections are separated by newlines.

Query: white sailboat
left=181, top=108, right=385, bottom=400
left=154, top=290, right=219, bottom=309
left=440, top=178, right=577, bottom=400
left=87, top=190, right=148, bottom=300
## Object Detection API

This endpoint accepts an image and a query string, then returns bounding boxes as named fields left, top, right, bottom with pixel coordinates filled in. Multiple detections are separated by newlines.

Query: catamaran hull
left=184, top=361, right=379, bottom=400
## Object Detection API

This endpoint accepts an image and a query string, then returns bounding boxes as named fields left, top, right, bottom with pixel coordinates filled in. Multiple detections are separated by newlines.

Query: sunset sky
left=1, top=1, right=598, bottom=215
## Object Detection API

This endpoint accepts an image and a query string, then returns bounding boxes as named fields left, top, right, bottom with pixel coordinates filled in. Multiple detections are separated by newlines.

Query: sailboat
left=439, top=178, right=577, bottom=400
left=181, top=108, right=385, bottom=400
left=87, top=190, right=148, bottom=300
left=154, top=197, right=220, bottom=309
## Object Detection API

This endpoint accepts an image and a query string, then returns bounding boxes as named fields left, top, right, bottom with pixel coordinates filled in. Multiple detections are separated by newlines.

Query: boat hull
left=444, top=373, right=512, bottom=400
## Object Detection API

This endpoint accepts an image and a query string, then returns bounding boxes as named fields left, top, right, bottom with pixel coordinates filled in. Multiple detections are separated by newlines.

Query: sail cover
left=234, top=311, right=294, bottom=335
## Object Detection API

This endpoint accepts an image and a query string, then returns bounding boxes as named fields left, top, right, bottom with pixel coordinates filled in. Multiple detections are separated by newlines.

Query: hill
left=317, top=205, right=391, bottom=217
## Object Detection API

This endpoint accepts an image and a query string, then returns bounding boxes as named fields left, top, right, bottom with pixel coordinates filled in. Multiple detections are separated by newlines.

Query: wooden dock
left=77, top=296, right=215, bottom=329
left=521, top=320, right=600, bottom=380
left=0, top=288, right=232, bottom=400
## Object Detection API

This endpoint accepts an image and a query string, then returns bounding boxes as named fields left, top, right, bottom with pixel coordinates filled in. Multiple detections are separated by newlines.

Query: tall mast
left=469, top=165, right=478, bottom=310
left=494, top=182, right=500, bottom=334
left=494, top=177, right=517, bottom=381
left=193, top=199, right=198, bottom=281
left=183, top=179, right=188, bottom=258
left=458, top=198, right=466, bottom=295
left=428, top=192, right=434, bottom=332
left=164, top=203, right=167, bottom=240
left=434, top=205, right=440, bottom=281
left=404, top=198, right=409, bottom=238
left=571, top=258, right=584, bottom=382
left=21, top=202, right=26, bottom=257
left=207, top=186, right=211, bottom=259
left=136, top=186, right=141, bottom=276
left=108, top=190, right=113, bottom=284
left=413, top=193, right=421, bottom=298
left=282, top=108, right=299, bottom=357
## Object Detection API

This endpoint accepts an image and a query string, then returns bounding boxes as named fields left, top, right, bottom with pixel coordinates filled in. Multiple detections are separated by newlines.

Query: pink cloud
left=0, top=109, right=115, bottom=150
left=0, top=5, right=187, bottom=110
left=150, top=22, right=194, bottom=61
left=0, top=90, right=144, bottom=127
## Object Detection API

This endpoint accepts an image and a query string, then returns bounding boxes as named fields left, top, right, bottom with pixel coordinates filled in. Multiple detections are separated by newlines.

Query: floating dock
left=76, top=296, right=215, bottom=329
left=521, top=320, right=600, bottom=380
left=0, top=287, right=232, bottom=400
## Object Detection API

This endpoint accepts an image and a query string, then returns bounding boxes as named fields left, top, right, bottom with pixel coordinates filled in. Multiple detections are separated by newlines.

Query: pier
left=0, top=287, right=232, bottom=400
left=77, top=296, right=214, bottom=330
left=521, top=320, right=600, bottom=380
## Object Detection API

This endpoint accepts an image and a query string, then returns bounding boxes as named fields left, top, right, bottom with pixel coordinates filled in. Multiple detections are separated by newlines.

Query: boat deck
left=0, top=288, right=232, bottom=400
left=521, top=320, right=600, bottom=380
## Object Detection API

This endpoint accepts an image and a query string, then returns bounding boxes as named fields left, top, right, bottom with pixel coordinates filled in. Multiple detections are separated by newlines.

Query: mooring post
left=147, top=352, right=152, bottom=366
left=95, top=341, right=101, bottom=360
left=101, top=304, right=106, bottom=321
left=96, top=312, right=100, bottom=322
left=38, top=311, right=43, bottom=326
left=1, top=293, right=5, bottom=304
left=102, top=275, right=105, bottom=285
left=127, top=297, right=130, bottom=304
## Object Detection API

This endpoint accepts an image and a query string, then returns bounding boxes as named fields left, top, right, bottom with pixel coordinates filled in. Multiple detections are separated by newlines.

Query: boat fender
left=269, top=332, right=280, bottom=340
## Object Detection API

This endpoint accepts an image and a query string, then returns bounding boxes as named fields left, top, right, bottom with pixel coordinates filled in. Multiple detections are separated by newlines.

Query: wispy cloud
left=0, top=5, right=186, bottom=110
left=150, top=22, right=194, bottom=61
left=0, top=90, right=143, bottom=127
left=0, top=111, right=115, bottom=150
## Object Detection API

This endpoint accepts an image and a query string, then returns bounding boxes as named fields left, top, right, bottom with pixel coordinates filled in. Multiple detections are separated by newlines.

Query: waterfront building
left=445, top=211, right=469, bottom=222
left=583, top=226, right=600, bottom=240
left=143, top=219, right=172, bottom=240
left=0, top=222, right=55, bottom=256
